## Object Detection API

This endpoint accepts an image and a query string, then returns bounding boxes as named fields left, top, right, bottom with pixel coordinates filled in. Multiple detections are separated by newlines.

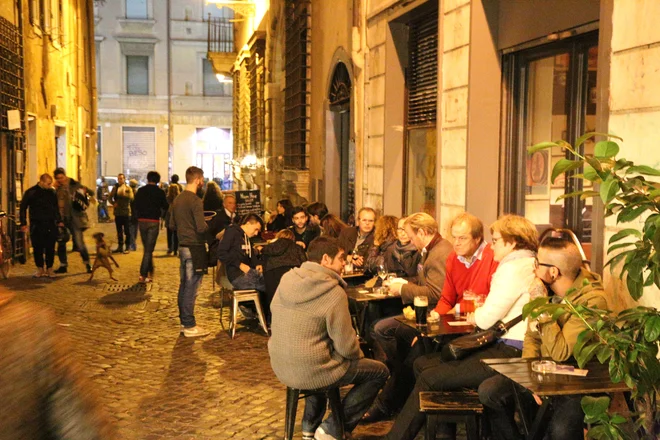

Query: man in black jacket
left=288, top=206, right=320, bottom=250
left=338, top=207, right=376, bottom=268
left=20, top=174, right=61, bottom=277
left=133, top=171, right=169, bottom=283
left=217, top=213, right=265, bottom=292
left=211, top=193, right=238, bottom=233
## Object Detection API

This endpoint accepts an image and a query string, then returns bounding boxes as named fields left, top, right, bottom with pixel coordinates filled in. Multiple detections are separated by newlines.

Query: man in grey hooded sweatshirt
left=268, top=236, right=389, bottom=440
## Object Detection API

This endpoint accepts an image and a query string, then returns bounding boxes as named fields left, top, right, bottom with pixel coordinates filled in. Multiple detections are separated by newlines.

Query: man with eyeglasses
left=478, top=236, right=608, bottom=440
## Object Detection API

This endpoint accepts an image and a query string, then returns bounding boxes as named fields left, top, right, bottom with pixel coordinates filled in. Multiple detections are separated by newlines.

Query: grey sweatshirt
left=268, top=262, right=363, bottom=389
left=169, top=190, right=208, bottom=246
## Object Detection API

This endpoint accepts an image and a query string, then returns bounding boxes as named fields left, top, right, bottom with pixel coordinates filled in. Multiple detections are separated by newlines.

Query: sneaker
left=54, top=266, right=68, bottom=274
left=361, top=403, right=391, bottom=423
left=112, top=247, right=123, bottom=254
left=33, top=268, right=45, bottom=278
left=123, top=249, right=130, bottom=254
left=314, top=426, right=338, bottom=440
left=86, top=264, right=93, bottom=274
left=46, top=268, right=55, bottom=277
left=138, top=276, right=153, bottom=284
left=182, top=326, right=210, bottom=338
left=238, top=304, right=257, bottom=320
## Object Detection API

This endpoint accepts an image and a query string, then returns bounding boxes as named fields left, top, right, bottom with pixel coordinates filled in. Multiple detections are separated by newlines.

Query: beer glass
left=414, top=296, right=428, bottom=327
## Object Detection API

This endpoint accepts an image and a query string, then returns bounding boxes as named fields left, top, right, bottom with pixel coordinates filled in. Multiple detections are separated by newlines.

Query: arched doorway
left=328, top=61, right=354, bottom=222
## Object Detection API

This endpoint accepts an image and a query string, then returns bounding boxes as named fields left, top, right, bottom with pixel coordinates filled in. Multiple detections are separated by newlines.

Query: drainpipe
left=88, top=0, right=98, bottom=183
left=166, top=0, right=173, bottom=178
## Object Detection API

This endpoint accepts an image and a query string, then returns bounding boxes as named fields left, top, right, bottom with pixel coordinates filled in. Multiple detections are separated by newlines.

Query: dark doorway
left=329, top=62, right=354, bottom=222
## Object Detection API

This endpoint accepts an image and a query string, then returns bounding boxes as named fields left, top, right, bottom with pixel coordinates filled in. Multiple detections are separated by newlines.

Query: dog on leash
left=89, top=232, right=119, bottom=281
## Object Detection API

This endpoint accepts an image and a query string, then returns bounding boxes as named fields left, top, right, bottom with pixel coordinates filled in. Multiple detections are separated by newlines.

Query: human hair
left=374, top=215, right=398, bottom=246
left=291, top=206, right=309, bottom=218
left=167, top=183, right=180, bottom=200
left=53, top=167, right=66, bottom=177
left=404, top=212, right=438, bottom=236
left=40, top=173, right=53, bottom=183
left=240, top=213, right=263, bottom=228
left=451, top=212, right=484, bottom=241
left=171, top=174, right=180, bottom=184
left=146, top=171, right=161, bottom=184
left=276, top=229, right=295, bottom=241
left=278, top=199, right=294, bottom=215
left=185, top=166, right=204, bottom=184
left=203, top=181, right=224, bottom=211
left=539, top=236, right=583, bottom=280
left=358, top=207, right=377, bottom=220
left=307, top=236, right=343, bottom=263
left=307, top=201, right=328, bottom=219
left=490, top=214, right=539, bottom=253
left=320, top=214, right=348, bottom=238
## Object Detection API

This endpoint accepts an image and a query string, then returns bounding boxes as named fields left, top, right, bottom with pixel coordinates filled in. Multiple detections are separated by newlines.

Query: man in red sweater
left=434, top=212, right=499, bottom=315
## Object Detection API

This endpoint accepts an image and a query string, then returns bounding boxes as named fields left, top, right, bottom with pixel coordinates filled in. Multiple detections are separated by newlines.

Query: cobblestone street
left=3, top=222, right=399, bottom=440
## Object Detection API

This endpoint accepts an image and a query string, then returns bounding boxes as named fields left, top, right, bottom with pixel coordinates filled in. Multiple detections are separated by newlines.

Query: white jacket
left=474, top=250, right=536, bottom=341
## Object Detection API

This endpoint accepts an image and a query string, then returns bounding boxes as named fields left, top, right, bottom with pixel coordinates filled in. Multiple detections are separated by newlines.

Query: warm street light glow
left=216, top=73, right=225, bottom=81
left=241, top=154, right=258, bottom=168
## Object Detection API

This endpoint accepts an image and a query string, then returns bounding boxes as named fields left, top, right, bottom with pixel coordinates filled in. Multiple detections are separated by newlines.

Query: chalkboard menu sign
left=234, top=190, right=262, bottom=218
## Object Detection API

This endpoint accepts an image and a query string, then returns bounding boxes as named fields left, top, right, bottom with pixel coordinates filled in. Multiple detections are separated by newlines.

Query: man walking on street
left=19, top=174, right=60, bottom=277
left=170, top=166, right=210, bottom=338
left=53, top=168, right=93, bottom=274
left=109, top=173, right=134, bottom=254
left=134, top=171, right=169, bottom=283
left=128, top=179, right=139, bottom=251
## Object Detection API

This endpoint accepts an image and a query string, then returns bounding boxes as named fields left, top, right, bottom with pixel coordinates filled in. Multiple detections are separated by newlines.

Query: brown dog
left=89, top=232, right=119, bottom=281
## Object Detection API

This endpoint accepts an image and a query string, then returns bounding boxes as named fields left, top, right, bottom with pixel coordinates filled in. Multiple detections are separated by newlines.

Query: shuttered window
left=126, top=55, right=149, bottom=95
left=122, top=127, right=155, bottom=182
left=407, top=14, right=438, bottom=126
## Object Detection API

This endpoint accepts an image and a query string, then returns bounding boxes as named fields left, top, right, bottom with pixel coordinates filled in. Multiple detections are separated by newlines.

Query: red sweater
left=434, top=244, right=498, bottom=314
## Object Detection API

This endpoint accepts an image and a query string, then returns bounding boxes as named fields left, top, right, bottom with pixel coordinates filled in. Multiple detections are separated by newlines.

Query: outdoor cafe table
left=481, top=357, right=631, bottom=440
left=345, top=284, right=402, bottom=337
left=394, top=314, right=475, bottom=339
left=342, top=269, right=371, bottom=286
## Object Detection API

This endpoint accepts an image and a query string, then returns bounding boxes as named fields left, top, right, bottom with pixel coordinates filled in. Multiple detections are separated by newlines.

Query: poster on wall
left=122, top=127, right=156, bottom=183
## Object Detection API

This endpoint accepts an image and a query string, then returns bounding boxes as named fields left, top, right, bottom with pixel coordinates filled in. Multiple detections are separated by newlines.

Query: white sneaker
left=182, top=326, right=211, bottom=338
left=314, top=426, right=338, bottom=440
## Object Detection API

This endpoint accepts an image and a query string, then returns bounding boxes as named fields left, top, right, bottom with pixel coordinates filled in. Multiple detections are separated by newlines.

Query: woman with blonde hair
left=365, top=216, right=419, bottom=277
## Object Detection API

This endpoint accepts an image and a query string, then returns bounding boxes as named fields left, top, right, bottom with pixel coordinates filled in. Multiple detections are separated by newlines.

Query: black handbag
left=440, top=315, right=524, bottom=362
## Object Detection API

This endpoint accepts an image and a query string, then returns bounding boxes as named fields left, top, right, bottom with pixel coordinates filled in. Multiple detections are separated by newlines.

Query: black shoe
left=112, top=247, right=123, bottom=254
left=54, top=266, right=68, bottom=274
left=361, top=404, right=391, bottom=423
left=86, top=264, right=92, bottom=273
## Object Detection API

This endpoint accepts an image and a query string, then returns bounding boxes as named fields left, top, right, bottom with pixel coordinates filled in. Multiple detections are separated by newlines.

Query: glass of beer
left=414, top=296, right=428, bottom=328
left=462, top=291, right=476, bottom=314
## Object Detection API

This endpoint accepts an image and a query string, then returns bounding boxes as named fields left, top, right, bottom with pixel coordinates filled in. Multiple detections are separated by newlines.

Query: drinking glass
left=377, top=264, right=388, bottom=282
left=414, top=296, right=428, bottom=327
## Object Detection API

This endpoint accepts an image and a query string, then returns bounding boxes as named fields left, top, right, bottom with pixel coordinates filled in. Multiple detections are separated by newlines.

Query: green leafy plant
left=525, top=133, right=660, bottom=439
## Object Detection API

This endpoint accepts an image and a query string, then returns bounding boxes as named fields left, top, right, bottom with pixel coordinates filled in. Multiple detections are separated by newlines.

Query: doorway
left=55, top=126, right=67, bottom=170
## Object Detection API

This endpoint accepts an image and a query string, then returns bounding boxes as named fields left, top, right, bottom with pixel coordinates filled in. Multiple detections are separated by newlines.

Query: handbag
left=440, top=315, right=524, bottom=362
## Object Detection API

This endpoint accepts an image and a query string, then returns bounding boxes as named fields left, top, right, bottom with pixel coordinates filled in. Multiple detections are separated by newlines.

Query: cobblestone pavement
left=4, top=221, right=410, bottom=440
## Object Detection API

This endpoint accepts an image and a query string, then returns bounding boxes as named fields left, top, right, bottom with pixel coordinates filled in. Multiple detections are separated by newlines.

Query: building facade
left=94, top=0, right=234, bottom=185
left=0, top=0, right=96, bottom=256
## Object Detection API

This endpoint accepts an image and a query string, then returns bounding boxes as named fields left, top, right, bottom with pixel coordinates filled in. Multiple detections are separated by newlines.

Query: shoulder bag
left=440, top=315, right=523, bottom=362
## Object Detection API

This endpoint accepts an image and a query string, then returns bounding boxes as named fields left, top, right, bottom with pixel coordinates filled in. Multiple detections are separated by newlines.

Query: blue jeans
left=230, top=268, right=266, bottom=292
left=138, top=222, right=159, bottom=278
left=57, top=220, right=89, bottom=266
left=129, top=220, right=138, bottom=251
left=303, top=358, right=389, bottom=437
left=177, top=247, right=204, bottom=328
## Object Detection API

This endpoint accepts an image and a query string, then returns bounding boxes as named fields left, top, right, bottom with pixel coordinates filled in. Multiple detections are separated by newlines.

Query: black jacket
left=338, top=226, right=374, bottom=259
left=133, top=184, right=169, bottom=221
left=209, top=209, right=238, bottom=235
left=20, top=184, right=60, bottom=226
left=217, top=224, right=262, bottom=282
left=289, top=224, right=321, bottom=249
left=267, top=214, right=291, bottom=232
left=262, top=238, right=307, bottom=272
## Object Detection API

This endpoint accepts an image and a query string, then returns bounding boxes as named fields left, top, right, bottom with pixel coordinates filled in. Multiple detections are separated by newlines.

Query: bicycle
left=0, top=210, right=17, bottom=279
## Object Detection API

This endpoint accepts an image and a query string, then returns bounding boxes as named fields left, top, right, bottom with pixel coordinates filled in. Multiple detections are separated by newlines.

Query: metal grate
left=407, top=13, right=438, bottom=126
left=233, top=69, right=241, bottom=157
left=249, top=39, right=265, bottom=158
left=79, top=300, right=155, bottom=311
left=102, top=283, right=152, bottom=293
left=283, top=0, right=311, bottom=170
left=0, top=17, right=24, bottom=131
left=207, top=16, right=234, bottom=54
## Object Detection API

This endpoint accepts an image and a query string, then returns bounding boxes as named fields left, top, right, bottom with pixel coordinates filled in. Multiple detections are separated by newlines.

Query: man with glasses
left=338, top=207, right=377, bottom=268
left=478, top=236, right=608, bottom=440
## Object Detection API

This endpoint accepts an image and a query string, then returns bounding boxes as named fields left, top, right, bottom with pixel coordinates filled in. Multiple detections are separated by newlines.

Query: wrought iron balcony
left=207, top=16, right=236, bottom=75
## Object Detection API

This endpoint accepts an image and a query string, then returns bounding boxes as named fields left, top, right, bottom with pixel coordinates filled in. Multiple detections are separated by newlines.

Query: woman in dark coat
left=266, top=199, right=294, bottom=232
left=261, top=229, right=307, bottom=324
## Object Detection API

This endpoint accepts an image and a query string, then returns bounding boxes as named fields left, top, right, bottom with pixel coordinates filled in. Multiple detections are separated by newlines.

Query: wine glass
left=377, top=264, right=388, bottom=282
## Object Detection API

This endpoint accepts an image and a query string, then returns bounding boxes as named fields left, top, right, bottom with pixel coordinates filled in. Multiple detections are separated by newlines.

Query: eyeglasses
left=534, top=258, right=562, bottom=276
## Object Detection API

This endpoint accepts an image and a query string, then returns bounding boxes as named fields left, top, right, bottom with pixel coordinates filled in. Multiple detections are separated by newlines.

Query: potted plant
left=524, top=133, right=660, bottom=439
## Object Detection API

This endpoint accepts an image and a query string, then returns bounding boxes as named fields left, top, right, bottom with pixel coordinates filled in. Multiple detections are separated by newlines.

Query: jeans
left=479, top=374, right=585, bottom=440
left=385, top=342, right=522, bottom=440
left=167, top=227, right=178, bottom=253
left=138, top=221, right=159, bottom=278
left=302, top=358, right=389, bottom=438
left=230, top=268, right=266, bottom=292
left=57, top=220, right=89, bottom=266
left=115, top=215, right=131, bottom=248
left=31, top=223, right=56, bottom=268
left=129, top=220, right=138, bottom=251
left=177, top=247, right=204, bottom=328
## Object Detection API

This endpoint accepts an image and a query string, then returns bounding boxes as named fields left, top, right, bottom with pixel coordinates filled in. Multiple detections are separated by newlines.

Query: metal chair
left=216, top=261, right=268, bottom=338
left=284, top=386, right=345, bottom=440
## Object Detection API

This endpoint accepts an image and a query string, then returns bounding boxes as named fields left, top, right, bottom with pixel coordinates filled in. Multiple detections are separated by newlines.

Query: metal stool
left=285, top=386, right=345, bottom=440
left=216, top=262, right=268, bottom=338
left=420, top=390, right=484, bottom=440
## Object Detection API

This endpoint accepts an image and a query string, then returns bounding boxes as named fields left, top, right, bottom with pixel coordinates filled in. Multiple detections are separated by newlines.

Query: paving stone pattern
left=4, top=222, right=407, bottom=440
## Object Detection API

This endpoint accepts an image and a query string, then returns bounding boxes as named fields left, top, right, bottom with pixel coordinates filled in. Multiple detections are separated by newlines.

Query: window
left=126, top=0, right=147, bottom=19
left=203, top=58, right=225, bottom=96
left=405, top=10, right=438, bottom=215
left=504, top=32, right=598, bottom=245
left=126, top=55, right=149, bottom=95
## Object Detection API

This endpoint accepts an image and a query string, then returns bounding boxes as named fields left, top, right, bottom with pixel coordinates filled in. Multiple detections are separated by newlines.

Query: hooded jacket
left=0, top=290, right=114, bottom=439
left=261, top=238, right=307, bottom=273
left=268, top=262, right=362, bottom=389
left=523, top=268, right=608, bottom=361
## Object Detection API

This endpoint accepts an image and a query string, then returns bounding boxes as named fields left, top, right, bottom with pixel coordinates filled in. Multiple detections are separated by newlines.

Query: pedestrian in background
left=134, top=171, right=169, bottom=283
left=109, top=173, right=133, bottom=254
left=202, top=181, right=223, bottom=212
left=128, top=179, right=139, bottom=251
left=53, top=168, right=93, bottom=274
left=170, top=166, right=210, bottom=338
left=166, top=182, right=182, bottom=256
left=19, top=173, right=60, bottom=278
left=97, top=177, right=110, bottom=222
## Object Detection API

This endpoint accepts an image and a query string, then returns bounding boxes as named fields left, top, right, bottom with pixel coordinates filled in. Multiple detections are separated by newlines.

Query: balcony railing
left=207, top=16, right=234, bottom=54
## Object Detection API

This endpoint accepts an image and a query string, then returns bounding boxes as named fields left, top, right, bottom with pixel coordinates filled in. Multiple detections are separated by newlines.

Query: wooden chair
left=284, top=386, right=345, bottom=440
left=216, top=261, right=268, bottom=338
left=420, top=390, right=484, bottom=440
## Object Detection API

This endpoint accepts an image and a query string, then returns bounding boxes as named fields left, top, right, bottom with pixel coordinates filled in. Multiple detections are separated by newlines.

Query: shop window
left=504, top=32, right=598, bottom=247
